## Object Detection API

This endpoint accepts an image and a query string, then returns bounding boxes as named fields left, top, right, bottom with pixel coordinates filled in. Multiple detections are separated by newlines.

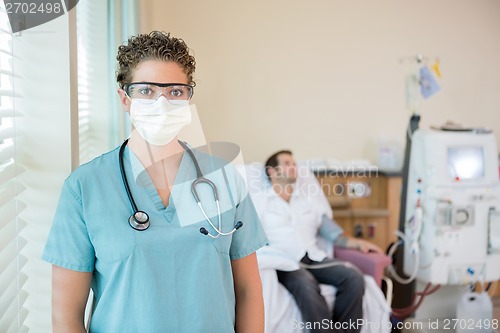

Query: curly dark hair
left=116, top=31, right=196, bottom=87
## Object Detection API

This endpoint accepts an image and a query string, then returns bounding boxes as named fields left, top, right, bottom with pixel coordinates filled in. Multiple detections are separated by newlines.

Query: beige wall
left=139, top=0, right=500, bottom=164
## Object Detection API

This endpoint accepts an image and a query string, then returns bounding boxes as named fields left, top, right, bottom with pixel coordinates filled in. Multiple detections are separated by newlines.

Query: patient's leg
left=305, top=257, right=365, bottom=333
left=277, top=268, right=333, bottom=333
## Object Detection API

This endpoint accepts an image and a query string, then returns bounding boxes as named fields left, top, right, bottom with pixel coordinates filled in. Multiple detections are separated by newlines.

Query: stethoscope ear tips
left=199, top=221, right=243, bottom=237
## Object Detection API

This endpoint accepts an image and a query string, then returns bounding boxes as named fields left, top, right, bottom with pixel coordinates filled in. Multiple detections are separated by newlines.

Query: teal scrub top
left=42, top=144, right=268, bottom=333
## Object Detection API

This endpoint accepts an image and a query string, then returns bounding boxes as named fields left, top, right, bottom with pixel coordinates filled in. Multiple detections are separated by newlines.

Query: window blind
left=0, top=8, right=29, bottom=333
left=76, top=0, right=112, bottom=164
left=77, top=0, right=137, bottom=164
left=0, top=1, right=138, bottom=331
left=1, top=12, right=74, bottom=333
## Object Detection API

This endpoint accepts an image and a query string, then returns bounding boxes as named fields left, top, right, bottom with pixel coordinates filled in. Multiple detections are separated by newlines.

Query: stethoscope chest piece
left=129, top=210, right=150, bottom=231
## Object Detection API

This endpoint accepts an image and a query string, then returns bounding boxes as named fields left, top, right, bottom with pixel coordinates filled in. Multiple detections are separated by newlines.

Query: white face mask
left=129, top=96, right=192, bottom=146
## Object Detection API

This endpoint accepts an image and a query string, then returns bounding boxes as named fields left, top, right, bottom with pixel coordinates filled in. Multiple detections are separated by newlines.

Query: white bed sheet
left=259, top=266, right=391, bottom=333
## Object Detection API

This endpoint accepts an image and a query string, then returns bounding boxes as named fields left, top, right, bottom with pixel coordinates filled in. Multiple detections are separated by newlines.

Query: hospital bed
left=238, top=162, right=393, bottom=333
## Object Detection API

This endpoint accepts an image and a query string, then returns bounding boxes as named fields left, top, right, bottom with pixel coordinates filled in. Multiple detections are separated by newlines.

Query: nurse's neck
left=128, top=130, right=184, bottom=171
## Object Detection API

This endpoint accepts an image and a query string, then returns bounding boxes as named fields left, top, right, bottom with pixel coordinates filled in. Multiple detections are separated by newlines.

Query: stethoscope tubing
left=119, top=139, right=242, bottom=236
left=119, top=139, right=150, bottom=231
left=119, top=139, right=138, bottom=212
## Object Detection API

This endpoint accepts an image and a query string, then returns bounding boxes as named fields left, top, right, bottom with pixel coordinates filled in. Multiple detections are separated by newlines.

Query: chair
left=237, top=162, right=392, bottom=333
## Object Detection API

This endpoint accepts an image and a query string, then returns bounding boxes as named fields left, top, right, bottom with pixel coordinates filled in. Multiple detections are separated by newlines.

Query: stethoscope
left=119, top=139, right=243, bottom=237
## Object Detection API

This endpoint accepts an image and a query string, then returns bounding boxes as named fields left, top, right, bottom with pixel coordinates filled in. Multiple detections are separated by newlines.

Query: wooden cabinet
left=316, top=170, right=402, bottom=251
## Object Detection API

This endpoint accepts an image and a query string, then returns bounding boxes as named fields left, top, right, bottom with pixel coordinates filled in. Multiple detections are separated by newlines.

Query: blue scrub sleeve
left=42, top=179, right=95, bottom=272
left=228, top=169, right=268, bottom=260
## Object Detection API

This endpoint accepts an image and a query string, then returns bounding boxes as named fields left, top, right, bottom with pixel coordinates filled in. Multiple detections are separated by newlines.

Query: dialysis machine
left=401, top=128, right=500, bottom=325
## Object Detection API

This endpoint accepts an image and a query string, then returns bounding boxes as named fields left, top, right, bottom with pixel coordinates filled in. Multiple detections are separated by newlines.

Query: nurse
left=42, top=31, right=268, bottom=332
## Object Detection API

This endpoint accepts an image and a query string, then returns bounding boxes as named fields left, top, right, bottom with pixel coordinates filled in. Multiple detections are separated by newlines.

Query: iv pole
left=392, top=114, right=420, bottom=310
left=391, top=54, right=427, bottom=312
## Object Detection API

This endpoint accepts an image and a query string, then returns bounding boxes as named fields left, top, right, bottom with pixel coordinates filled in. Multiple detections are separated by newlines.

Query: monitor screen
left=448, top=146, right=485, bottom=180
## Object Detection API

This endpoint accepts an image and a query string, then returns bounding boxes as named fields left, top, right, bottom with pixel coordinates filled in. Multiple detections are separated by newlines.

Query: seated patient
left=254, top=150, right=383, bottom=333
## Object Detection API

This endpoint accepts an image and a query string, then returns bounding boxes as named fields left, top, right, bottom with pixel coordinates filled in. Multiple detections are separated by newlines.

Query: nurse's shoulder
left=63, top=146, right=121, bottom=194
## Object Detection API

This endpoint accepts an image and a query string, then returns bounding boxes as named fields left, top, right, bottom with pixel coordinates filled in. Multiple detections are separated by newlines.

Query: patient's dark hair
left=264, top=150, right=293, bottom=181
left=116, top=31, right=196, bottom=87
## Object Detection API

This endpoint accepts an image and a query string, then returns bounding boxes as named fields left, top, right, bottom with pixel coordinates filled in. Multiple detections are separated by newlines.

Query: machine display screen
left=448, top=146, right=485, bottom=180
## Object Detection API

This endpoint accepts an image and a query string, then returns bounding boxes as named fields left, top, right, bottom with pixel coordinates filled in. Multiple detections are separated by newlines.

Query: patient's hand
left=349, top=238, right=384, bottom=254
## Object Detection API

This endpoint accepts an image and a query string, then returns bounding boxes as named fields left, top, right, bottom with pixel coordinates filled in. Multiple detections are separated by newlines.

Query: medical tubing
left=412, top=207, right=423, bottom=240
left=392, top=282, right=440, bottom=315
left=392, top=296, right=428, bottom=318
left=392, top=283, right=441, bottom=319
left=392, top=284, right=434, bottom=318
left=119, top=139, right=139, bottom=212
left=300, top=261, right=350, bottom=269
left=386, top=230, right=420, bottom=284
left=386, top=206, right=423, bottom=284
left=486, top=281, right=498, bottom=296
left=468, top=279, right=496, bottom=301
left=299, top=261, right=363, bottom=275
